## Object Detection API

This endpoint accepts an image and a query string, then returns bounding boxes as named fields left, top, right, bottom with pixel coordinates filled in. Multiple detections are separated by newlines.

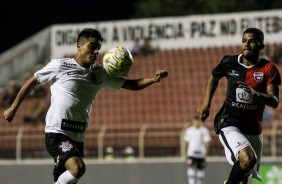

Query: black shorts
left=45, top=133, right=84, bottom=181
left=187, top=157, right=207, bottom=170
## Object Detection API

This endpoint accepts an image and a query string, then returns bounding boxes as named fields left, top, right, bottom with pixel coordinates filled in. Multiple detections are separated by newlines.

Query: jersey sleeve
left=102, top=69, right=126, bottom=89
left=212, top=56, right=229, bottom=80
left=267, top=62, right=281, bottom=86
left=89, top=64, right=126, bottom=89
left=34, top=59, right=60, bottom=84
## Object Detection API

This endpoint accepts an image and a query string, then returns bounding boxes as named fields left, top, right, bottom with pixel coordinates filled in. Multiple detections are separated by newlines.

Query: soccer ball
left=103, top=46, right=134, bottom=77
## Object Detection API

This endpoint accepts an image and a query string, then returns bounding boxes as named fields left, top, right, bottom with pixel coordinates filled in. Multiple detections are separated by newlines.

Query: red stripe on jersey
left=246, top=59, right=281, bottom=92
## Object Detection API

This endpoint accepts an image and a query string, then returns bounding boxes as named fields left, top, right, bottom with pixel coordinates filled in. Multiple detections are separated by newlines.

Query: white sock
left=195, top=170, right=205, bottom=184
left=187, top=168, right=195, bottom=184
left=56, top=170, right=78, bottom=184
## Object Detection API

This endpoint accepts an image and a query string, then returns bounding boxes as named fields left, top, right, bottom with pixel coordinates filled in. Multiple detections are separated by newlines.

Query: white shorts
left=219, top=126, right=263, bottom=180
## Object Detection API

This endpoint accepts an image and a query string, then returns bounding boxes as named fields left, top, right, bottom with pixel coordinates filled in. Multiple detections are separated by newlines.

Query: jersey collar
left=237, top=54, right=262, bottom=68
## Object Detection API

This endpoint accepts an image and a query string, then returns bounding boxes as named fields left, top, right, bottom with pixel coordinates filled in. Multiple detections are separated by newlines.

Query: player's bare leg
left=55, top=156, right=85, bottom=184
left=225, top=146, right=256, bottom=184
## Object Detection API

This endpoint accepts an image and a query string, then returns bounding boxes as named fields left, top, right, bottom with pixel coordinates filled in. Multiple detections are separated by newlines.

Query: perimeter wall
left=0, top=158, right=281, bottom=184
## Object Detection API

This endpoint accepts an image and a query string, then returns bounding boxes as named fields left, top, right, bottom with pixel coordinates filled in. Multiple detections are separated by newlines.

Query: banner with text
left=51, top=9, right=282, bottom=58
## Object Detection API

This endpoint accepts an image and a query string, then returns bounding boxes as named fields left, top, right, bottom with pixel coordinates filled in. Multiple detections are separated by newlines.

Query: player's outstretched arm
left=122, top=70, right=168, bottom=90
left=4, top=76, right=39, bottom=123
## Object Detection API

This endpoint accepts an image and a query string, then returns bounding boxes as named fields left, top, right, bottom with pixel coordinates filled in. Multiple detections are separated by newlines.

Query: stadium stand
left=0, top=127, right=18, bottom=158
left=0, top=44, right=281, bottom=159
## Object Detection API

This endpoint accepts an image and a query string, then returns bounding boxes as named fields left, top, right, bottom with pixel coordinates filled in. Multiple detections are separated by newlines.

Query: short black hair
left=77, top=28, right=104, bottom=44
left=243, top=27, right=264, bottom=44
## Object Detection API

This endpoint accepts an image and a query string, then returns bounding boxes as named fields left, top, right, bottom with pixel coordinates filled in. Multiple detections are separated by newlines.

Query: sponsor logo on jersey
left=228, top=70, right=239, bottom=76
left=59, top=141, right=73, bottom=152
left=253, top=72, right=263, bottom=82
left=233, top=87, right=258, bottom=109
left=236, top=88, right=252, bottom=104
left=61, top=119, right=86, bottom=133
left=231, top=102, right=258, bottom=110
left=62, top=62, right=77, bottom=67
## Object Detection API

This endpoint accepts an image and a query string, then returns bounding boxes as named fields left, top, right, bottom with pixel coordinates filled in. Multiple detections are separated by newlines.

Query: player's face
left=78, top=37, right=101, bottom=66
left=241, top=33, right=262, bottom=59
left=192, top=118, right=201, bottom=128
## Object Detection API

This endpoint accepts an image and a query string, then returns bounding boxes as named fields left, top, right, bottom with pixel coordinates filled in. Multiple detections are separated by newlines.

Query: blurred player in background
left=183, top=115, right=211, bottom=184
left=3, top=28, right=168, bottom=184
left=198, top=28, right=281, bottom=184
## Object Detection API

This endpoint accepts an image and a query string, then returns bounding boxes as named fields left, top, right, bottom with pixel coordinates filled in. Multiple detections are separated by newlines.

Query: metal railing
left=3, top=121, right=281, bottom=160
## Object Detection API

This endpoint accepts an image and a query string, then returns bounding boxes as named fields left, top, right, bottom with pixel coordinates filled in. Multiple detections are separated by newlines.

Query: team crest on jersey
left=253, top=72, right=263, bottom=82
left=59, top=141, right=73, bottom=152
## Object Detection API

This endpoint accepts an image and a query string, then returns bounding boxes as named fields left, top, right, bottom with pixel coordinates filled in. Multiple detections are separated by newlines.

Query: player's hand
left=237, top=81, right=259, bottom=97
left=154, top=70, right=168, bottom=82
left=186, top=157, right=193, bottom=166
left=3, top=107, right=16, bottom=123
left=197, top=106, right=210, bottom=122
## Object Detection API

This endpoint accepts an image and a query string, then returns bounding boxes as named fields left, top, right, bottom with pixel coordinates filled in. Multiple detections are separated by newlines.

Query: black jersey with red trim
left=212, top=54, right=281, bottom=135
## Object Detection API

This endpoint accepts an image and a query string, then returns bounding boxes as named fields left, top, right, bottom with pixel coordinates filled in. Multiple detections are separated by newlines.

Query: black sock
left=226, top=161, right=247, bottom=184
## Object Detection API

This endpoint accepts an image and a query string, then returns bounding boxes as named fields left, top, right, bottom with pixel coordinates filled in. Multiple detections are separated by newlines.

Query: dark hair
left=193, top=114, right=201, bottom=120
left=243, top=27, right=264, bottom=43
left=77, top=28, right=104, bottom=44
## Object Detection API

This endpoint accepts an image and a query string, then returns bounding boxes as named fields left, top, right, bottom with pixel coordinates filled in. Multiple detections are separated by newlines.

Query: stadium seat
left=0, top=44, right=282, bottom=158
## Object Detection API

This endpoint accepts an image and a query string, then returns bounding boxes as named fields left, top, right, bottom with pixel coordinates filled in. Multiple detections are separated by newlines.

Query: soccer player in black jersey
left=198, top=28, right=281, bottom=184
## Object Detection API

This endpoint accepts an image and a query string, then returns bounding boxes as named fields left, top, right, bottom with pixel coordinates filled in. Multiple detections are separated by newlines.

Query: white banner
left=51, top=9, right=282, bottom=58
